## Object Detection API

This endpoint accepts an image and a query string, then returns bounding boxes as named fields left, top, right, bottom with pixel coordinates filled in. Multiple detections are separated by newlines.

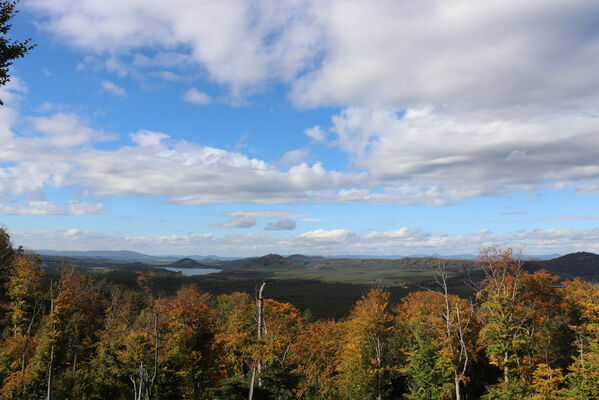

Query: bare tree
left=248, top=282, right=266, bottom=400
left=435, top=261, right=474, bottom=400
left=47, top=281, right=55, bottom=400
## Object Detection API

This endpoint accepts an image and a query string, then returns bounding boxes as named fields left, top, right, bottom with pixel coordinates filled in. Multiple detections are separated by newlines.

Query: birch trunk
left=248, top=282, right=266, bottom=400
left=47, top=283, right=55, bottom=400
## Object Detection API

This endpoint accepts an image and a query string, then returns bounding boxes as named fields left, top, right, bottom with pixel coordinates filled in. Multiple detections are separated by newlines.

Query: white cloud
left=3, top=82, right=599, bottom=208
left=0, top=76, right=28, bottom=106
left=265, top=218, right=296, bottom=231
left=326, top=106, right=599, bottom=200
left=221, top=215, right=257, bottom=228
left=12, top=226, right=599, bottom=256
left=304, top=126, right=326, bottom=142
left=130, top=130, right=169, bottom=147
left=33, top=113, right=113, bottom=147
left=100, top=80, right=127, bottom=96
left=182, top=88, right=211, bottom=105
left=218, top=210, right=304, bottom=229
left=0, top=200, right=104, bottom=216
left=28, top=0, right=323, bottom=94
left=298, top=229, right=355, bottom=244
left=29, top=0, right=599, bottom=109
left=25, top=1, right=599, bottom=204
left=278, top=148, right=308, bottom=167
left=0, top=97, right=368, bottom=207
left=221, top=210, right=305, bottom=219
left=290, top=0, right=599, bottom=110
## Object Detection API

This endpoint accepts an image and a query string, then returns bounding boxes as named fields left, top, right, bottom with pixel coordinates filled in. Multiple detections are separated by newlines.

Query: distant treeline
left=1, top=227, right=598, bottom=399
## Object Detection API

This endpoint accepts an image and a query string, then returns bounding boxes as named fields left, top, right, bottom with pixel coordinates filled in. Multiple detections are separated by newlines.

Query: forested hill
left=523, top=251, right=599, bottom=281
left=168, top=257, right=209, bottom=269
left=35, top=250, right=599, bottom=284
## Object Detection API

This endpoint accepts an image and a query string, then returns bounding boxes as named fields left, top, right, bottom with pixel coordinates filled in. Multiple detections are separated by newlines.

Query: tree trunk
left=257, top=282, right=266, bottom=386
left=503, top=351, right=509, bottom=382
left=192, top=380, right=199, bottom=400
left=47, top=285, right=55, bottom=400
left=248, top=366, right=256, bottom=400
left=249, top=282, right=266, bottom=400
left=454, top=373, right=461, bottom=400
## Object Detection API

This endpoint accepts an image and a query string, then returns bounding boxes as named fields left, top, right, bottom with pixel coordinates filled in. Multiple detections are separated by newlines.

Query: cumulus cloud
left=28, top=0, right=324, bottom=94
left=0, top=96, right=370, bottom=209
left=290, top=0, right=599, bottom=110
left=0, top=200, right=104, bottom=216
left=278, top=148, right=308, bottom=167
left=218, top=210, right=303, bottom=229
left=265, top=218, right=296, bottom=231
left=33, top=113, right=113, bottom=147
left=182, top=88, right=211, bottom=105
left=0, top=77, right=27, bottom=105
left=28, top=0, right=599, bottom=109
left=221, top=215, right=257, bottom=228
left=326, top=106, right=599, bottom=200
left=4, top=89, right=599, bottom=208
left=304, top=126, right=326, bottom=142
left=100, top=80, right=127, bottom=96
left=25, top=1, right=599, bottom=204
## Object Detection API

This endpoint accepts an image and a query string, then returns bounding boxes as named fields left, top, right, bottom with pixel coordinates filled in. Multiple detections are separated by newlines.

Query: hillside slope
left=524, top=252, right=599, bottom=281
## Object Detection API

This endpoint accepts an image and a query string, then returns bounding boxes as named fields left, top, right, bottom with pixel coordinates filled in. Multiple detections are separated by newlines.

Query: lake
left=159, top=267, right=222, bottom=276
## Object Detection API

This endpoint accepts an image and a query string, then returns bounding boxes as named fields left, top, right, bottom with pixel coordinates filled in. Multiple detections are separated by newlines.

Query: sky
left=1, top=0, right=599, bottom=256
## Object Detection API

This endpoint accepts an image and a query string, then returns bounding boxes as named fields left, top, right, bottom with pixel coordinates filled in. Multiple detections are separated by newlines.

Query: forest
left=1, top=227, right=598, bottom=400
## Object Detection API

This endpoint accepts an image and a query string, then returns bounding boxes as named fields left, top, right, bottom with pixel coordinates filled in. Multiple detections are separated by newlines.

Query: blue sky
left=1, top=0, right=599, bottom=256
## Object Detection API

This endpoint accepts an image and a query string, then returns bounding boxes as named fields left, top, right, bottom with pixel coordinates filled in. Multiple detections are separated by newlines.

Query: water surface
left=160, top=267, right=221, bottom=276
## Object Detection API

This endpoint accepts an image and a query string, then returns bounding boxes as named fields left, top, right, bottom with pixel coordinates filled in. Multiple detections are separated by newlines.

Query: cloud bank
left=20, top=0, right=599, bottom=207
left=10, top=226, right=599, bottom=256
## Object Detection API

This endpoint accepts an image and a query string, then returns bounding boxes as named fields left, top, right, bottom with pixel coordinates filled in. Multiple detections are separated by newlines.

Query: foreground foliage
left=0, top=229, right=598, bottom=399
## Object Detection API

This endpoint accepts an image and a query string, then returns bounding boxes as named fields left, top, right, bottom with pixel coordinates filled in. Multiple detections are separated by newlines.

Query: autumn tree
left=520, top=270, right=574, bottom=396
left=436, top=262, right=479, bottom=400
left=0, top=254, right=45, bottom=399
left=212, top=292, right=256, bottom=398
left=336, top=288, right=394, bottom=400
left=88, top=286, right=140, bottom=398
left=561, top=278, right=599, bottom=398
left=161, top=285, right=216, bottom=400
left=476, top=249, right=533, bottom=389
left=27, top=268, right=105, bottom=399
left=258, top=298, right=303, bottom=399
left=395, top=290, right=472, bottom=399
left=90, top=279, right=163, bottom=400
left=292, top=319, right=342, bottom=399
left=0, top=226, right=14, bottom=326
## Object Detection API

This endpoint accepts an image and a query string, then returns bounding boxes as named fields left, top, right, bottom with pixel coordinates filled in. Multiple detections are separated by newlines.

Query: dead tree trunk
left=248, top=368, right=256, bottom=400
left=47, top=282, right=55, bottom=400
left=248, top=282, right=266, bottom=400
left=436, top=262, right=471, bottom=400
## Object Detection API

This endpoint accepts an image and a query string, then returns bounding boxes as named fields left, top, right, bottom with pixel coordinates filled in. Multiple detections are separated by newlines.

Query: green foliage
left=0, top=1, right=35, bottom=105
left=481, top=381, right=533, bottom=400
left=336, top=289, right=395, bottom=400
left=402, top=333, right=453, bottom=400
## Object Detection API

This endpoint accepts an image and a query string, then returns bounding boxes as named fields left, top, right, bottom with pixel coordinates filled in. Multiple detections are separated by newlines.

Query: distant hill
left=523, top=252, right=599, bottom=280
left=243, top=254, right=296, bottom=268
left=34, top=250, right=165, bottom=262
left=184, top=255, right=243, bottom=261
left=286, top=254, right=328, bottom=264
left=318, top=253, right=559, bottom=260
left=169, top=258, right=208, bottom=269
